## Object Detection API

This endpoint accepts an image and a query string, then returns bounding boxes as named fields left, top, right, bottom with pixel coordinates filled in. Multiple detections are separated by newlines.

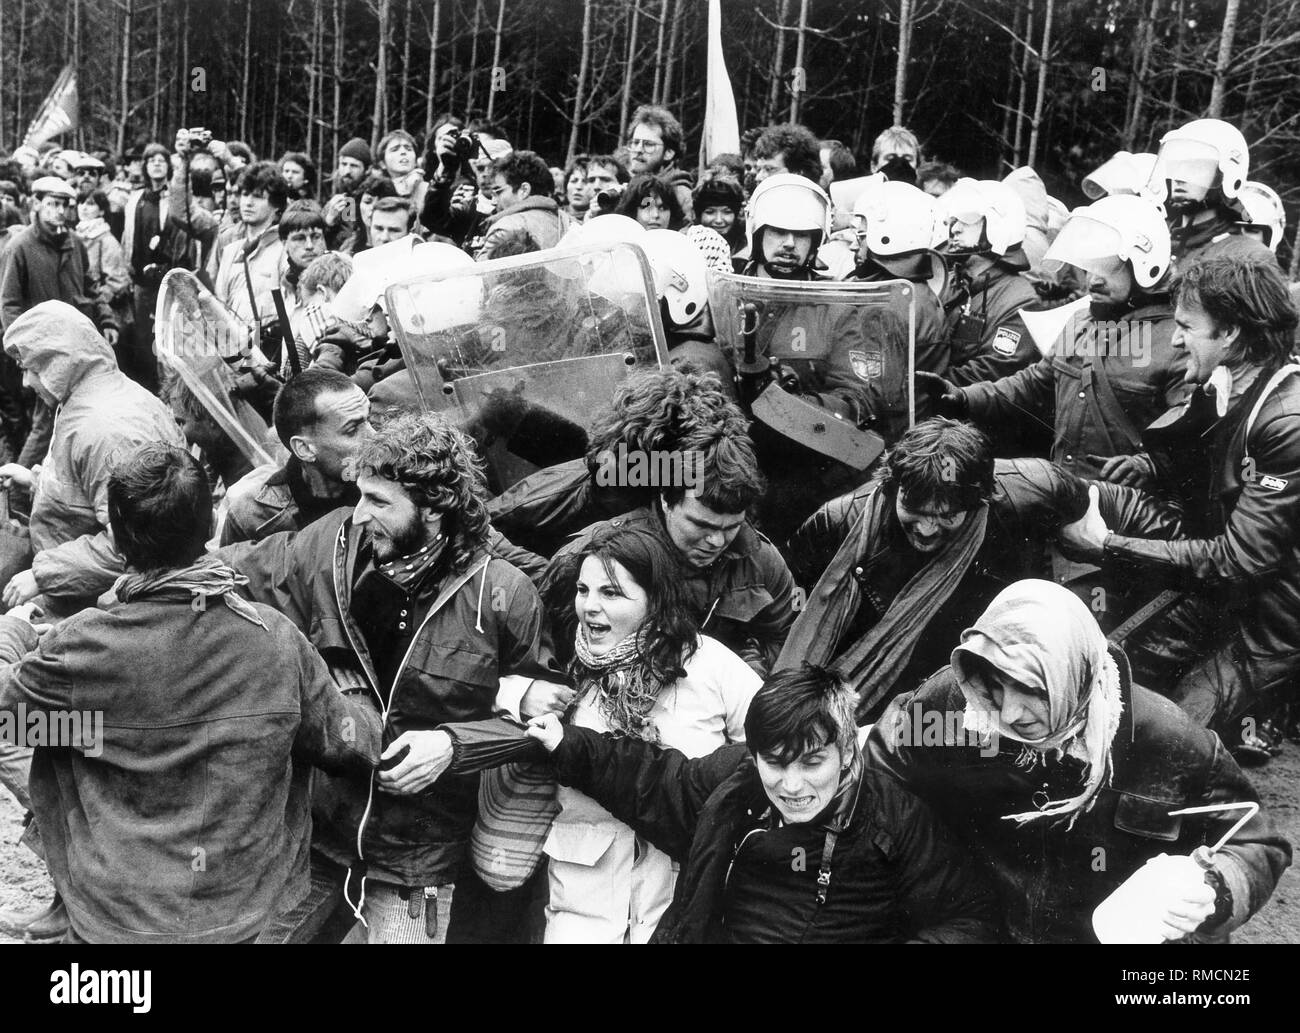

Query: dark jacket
left=1170, top=209, right=1275, bottom=271
left=219, top=507, right=555, bottom=885
left=786, top=457, right=1183, bottom=592
left=549, top=724, right=1000, bottom=943
left=960, top=299, right=1187, bottom=480
left=737, top=262, right=876, bottom=426
left=486, top=457, right=643, bottom=560
left=0, top=597, right=381, bottom=944
left=845, top=266, right=950, bottom=441
left=419, top=169, right=487, bottom=248
left=866, top=655, right=1291, bottom=943
left=0, top=222, right=116, bottom=332
left=944, top=262, right=1040, bottom=386
left=543, top=505, right=797, bottom=677
left=1106, top=364, right=1300, bottom=669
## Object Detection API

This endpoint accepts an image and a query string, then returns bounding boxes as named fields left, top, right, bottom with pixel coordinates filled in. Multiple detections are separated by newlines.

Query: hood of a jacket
left=3, top=299, right=116, bottom=403
left=1003, top=167, right=1050, bottom=235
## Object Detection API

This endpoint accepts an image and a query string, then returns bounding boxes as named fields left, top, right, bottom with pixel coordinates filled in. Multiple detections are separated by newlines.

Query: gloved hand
left=915, top=370, right=967, bottom=417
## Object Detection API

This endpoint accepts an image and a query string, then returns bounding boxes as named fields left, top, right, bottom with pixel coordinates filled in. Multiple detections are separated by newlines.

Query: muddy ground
left=2, top=742, right=1296, bottom=944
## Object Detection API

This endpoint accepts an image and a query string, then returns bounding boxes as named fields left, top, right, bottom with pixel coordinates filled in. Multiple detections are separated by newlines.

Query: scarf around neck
left=952, top=579, right=1122, bottom=829
left=114, top=556, right=267, bottom=629
left=777, top=485, right=988, bottom=721
left=571, top=628, right=663, bottom=744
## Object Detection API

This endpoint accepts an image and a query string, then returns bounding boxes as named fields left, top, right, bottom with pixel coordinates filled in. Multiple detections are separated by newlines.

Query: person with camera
left=419, top=116, right=513, bottom=250
left=583, top=154, right=631, bottom=221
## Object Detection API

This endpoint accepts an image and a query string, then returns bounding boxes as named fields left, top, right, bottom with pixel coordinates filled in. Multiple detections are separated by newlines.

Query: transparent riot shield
left=708, top=272, right=918, bottom=452
left=155, top=269, right=282, bottom=468
left=385, top=241, right=668, bottom=493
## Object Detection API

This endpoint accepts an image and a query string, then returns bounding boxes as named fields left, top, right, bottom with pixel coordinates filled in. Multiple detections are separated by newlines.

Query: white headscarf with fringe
left=952, top=579, right=1122, bottom=829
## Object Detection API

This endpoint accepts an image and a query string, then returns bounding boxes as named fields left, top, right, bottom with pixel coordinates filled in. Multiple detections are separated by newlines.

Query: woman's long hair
left=546, top=524, right=699, bottom=684
left=615, top=174, right=687, bottom=231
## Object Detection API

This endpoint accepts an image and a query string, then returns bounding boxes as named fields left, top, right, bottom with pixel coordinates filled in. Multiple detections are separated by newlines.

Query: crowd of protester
left=0, top=98, right=1295, bottom=945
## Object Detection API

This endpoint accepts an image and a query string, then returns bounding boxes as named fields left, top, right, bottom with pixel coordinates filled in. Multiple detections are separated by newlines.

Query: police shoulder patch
left=992, top=326, right=1021, bottom=357
left=1259, top=474, right=1288, bottom=491
left=849, top=349, right=882, bottom=381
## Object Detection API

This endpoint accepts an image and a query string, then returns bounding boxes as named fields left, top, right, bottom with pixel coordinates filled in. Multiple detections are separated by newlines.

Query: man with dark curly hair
left=219, top=411, right=559, bottom=943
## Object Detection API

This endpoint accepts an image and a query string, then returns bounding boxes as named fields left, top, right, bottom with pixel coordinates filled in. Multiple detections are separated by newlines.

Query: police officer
left=1157, top=118, right=1272, bottom=269
left=920, top=194, right=1189, bottom=484
left=737, top=173, right=873, bottom=426
left=1060, top=255, right=1300, bottom=763
left=845, top=179, right=951, bottom=440
left=938, top=178, right=1041, bottom=387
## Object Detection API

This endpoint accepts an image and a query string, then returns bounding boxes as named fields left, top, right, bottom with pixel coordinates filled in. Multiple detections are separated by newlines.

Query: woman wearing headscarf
left=539, top=524, right=760, bottom=943
left=866, top=579, right=1290, bottom=943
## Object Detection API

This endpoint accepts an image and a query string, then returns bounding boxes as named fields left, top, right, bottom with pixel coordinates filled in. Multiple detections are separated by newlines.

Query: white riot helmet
left=639, top=228, right=710, bottom=329
left=1045, top=194, right=1171, bottom=289
left=1235, top=181, right=1286, bottom=252
left=940, top=177, right=1026, bottom=259
left=745, top=173, right=831, bottom=253
left=852, top=180, right=947, bottom=294
left=1157, top=118, right=1249, bottom=201
left=1082, top=151, right=1167, bottom=206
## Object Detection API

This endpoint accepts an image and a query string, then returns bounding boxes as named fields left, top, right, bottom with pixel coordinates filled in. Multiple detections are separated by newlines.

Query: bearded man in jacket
left=218, top=411, right=563, bottom=943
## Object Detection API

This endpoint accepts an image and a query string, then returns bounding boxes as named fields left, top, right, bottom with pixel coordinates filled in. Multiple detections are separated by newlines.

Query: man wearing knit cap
left=323, top=138, right=373, bottom=252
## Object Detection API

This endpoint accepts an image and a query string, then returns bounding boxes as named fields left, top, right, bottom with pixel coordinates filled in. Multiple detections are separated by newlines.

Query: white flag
left=701, top=0, right=740, bottom=166
left=23, top=64, right=78, bottom=149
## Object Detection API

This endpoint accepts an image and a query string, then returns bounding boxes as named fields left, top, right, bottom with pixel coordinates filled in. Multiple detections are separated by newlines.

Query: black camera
left=595, top=187, right=623, bottom=212
left=451, top=130, right=482, bottom=164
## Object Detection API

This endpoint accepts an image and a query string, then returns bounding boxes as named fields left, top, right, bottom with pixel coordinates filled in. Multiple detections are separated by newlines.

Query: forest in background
left=4, top=0, right=1298, bottom=271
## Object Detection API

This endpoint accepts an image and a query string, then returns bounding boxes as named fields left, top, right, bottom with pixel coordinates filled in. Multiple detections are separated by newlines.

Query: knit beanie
left=339, top=137, right=373, bottom=167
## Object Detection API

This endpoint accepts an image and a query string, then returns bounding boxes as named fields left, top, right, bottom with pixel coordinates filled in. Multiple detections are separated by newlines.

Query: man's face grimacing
left=1172, top=297, right=1238, bottom=385
left=33, top=194, right=74, bottom=235
left=754, top=152, right=789, bottom=183
left=660, top=492, right=746, bottom=569
left=755, top=740, right=844, bottom=824
left=294, top=387, right=375, bottom=483
left=354, top=472, right=442, bottom=563
left=760, top=226, right=815, bottom=278
left=895, top=491, right=971, bottom=555
left=368, top=207, right=411, bottom=246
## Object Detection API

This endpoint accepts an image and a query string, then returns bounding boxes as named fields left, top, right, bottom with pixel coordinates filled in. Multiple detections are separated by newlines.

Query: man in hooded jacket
left=0, top=301, right=184, bottom=614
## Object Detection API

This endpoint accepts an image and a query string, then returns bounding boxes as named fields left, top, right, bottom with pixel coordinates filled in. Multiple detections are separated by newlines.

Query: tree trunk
left=270, top=30, right=282, bottom=155
left=788, top=0, right=808, bottom=123
left=1167, top=0, right=1185, bottom=132
left=240, top=0, right=252, bottom=141
left=465, top=0, right=483, bottom=120
left=486, top=0, right=507, bottom=122
left=894, top=0, right=913, bottom=125
left=307, top=1, right=318, bottom=158
left=767, top=0, right=790, bottom=125
left=1207, top=0, right=1240, bottom=117
left=73, top=0, right=83, bottom=148
left=401, top=0, right=413, bottom=125
left=998, top=0, right=1023, bottom=154
left=1241, top=0, right=1270, bottom=117
left=180, top=0, right=190, bottom=127
left=118, top=0, right=134, bottom=156
left=151, top=1, right=164, bottom=141
left=662, top=0, right=684, bottom=108
left=1123, top=0, right=1161, bottom=149
left=618, top=1, right=641, bottom=141
left=567, top=0, right=594, bottom=162
left=1026, top=0, right=1054, bottom=168
left=371, top=0, right=390, bottom=153
left=333, top=0, right=344, bottom=165
left=426, top=0, right=442, bottom=133
left=13, top=0, right=27, bottom=143
left=1012, top=0, right=1035, bottom=166
left=652, top=0, right=669, bottom=105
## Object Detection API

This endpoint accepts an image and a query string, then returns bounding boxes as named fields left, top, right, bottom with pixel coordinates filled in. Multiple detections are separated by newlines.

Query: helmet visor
left=1044, top=214, right=1124, bottom=274
left=1159, top=138, right=1220, bottom=190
